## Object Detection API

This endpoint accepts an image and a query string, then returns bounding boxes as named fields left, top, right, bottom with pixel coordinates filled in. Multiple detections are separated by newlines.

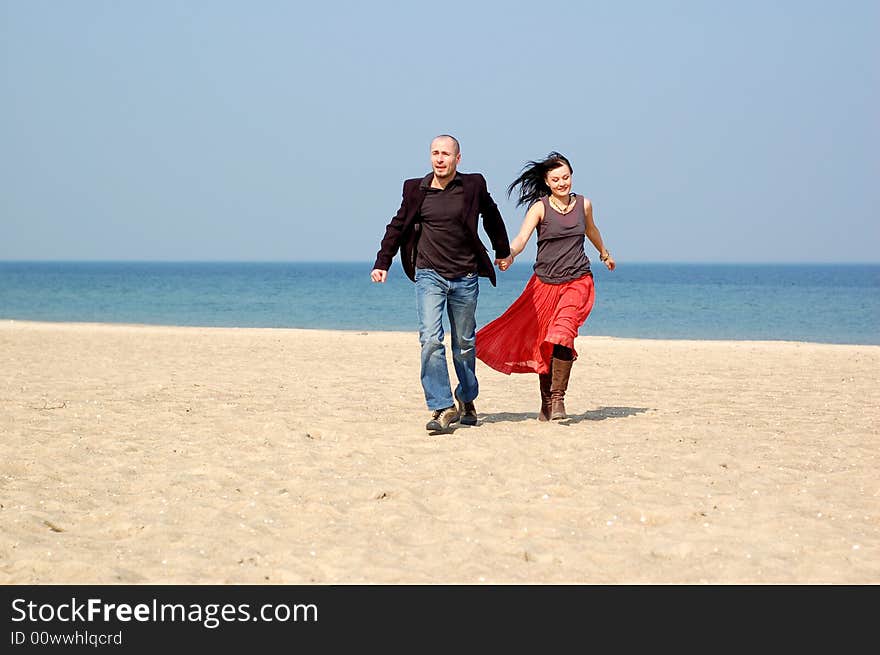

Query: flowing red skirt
left=476, top=273, right=595, bottom=375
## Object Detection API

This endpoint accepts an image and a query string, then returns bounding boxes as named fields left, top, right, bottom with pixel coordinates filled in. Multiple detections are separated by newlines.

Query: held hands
left=495, top=255, right=514, bottom=272
left=370, top=269, right=387, bottom=283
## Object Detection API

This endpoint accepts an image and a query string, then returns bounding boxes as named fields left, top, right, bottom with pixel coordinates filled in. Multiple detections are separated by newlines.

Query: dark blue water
left=0, top=262, right=877, bottom=345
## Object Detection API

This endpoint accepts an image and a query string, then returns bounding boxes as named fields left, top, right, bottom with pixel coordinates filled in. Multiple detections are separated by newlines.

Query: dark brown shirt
left=372, top=172, right=511, bottom=286
left=415, top=174, right=478, bottom=279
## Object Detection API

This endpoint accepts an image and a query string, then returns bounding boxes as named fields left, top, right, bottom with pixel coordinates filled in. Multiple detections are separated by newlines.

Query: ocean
left=0, top=262, right=878, bottom=345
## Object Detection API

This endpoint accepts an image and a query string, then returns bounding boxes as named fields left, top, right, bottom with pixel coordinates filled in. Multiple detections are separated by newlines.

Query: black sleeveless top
left=533, top=195, right=592, bottom=284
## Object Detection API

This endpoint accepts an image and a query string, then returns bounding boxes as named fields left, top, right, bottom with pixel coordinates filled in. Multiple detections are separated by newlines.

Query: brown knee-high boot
left=538, top=368, right=552, bottom=422
left=550, top=357, right=573, bottom=420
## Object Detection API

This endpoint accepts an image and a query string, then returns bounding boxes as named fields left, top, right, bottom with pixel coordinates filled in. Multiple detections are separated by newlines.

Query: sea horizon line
left=2, top=260, right=879, bottom=267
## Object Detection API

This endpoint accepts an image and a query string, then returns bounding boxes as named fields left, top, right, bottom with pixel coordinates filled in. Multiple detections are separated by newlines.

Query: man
left=371, top=135, right=511, bottom=432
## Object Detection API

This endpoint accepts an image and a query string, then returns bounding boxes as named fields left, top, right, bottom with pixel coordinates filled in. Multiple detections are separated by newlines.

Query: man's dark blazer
left=372, top=172, right=511, bottom=286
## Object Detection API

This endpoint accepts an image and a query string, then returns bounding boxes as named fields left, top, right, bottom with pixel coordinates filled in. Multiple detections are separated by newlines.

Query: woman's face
left=545, top=164, right=572, bottom=197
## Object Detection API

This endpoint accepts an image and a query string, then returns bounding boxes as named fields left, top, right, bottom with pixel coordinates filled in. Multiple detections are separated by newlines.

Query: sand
left=0, top=320, right=877, bottom=584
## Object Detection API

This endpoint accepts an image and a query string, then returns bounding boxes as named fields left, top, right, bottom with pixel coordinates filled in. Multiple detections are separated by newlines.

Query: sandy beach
left=0, top=320, right=877, bottom=584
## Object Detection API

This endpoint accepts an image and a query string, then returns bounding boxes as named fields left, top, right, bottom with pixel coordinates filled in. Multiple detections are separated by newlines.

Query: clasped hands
left=494, top=255, right=514, bottom=272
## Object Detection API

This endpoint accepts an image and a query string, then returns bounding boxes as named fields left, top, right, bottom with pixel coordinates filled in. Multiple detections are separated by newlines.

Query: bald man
left=372, top=135, right=511, bottom=433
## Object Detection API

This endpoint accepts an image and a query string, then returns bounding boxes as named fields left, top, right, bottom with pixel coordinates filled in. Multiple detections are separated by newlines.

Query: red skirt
left=476, top=273, right=595, bottom=375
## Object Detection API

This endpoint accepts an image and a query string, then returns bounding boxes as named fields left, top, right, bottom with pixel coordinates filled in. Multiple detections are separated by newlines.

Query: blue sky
left=2, top=1, right=877, bottom=263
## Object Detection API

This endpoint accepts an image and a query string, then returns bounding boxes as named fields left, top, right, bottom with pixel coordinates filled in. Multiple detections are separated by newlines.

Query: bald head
left=431, top=134, right=460, bottom=155
left=429, top=134, right=461, bottom=185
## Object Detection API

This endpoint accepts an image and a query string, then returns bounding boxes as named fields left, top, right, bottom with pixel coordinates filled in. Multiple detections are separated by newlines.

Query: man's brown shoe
left=455, top=391, right=478, bottom=426
left=426, top=406, right=460, bottom=431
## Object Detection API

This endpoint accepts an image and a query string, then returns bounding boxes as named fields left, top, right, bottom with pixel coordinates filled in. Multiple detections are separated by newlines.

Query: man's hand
left=495, top=256, right=514, bottom=272
left=371, top=269, right=388, bottom=283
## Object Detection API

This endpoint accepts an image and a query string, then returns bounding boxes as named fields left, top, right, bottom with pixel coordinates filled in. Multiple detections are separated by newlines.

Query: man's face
left=430, top=137, right=461, bottom=181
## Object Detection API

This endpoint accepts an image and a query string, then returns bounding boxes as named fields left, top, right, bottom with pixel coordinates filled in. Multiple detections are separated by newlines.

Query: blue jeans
left=415, top=268, right=480, bottom=410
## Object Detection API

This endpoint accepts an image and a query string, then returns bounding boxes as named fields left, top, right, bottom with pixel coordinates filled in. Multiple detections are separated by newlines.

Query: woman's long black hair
left=507, top=151, right=573, bottom=208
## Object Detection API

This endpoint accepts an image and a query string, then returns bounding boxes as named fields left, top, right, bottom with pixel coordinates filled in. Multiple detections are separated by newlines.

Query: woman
left=476, top=152, right=615, bottom=421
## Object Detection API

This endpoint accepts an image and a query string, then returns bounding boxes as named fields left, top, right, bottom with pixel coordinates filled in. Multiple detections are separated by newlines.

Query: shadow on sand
left=477, top=405, right=650, bottom=426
